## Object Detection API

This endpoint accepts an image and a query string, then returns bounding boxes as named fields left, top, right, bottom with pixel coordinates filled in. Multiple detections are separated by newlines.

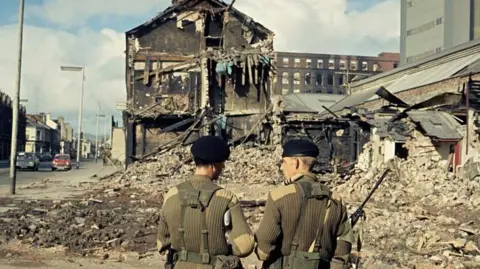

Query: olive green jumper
left=157, top=175, right=254, bottom=269
left=254, top=173, right=354, bottom=268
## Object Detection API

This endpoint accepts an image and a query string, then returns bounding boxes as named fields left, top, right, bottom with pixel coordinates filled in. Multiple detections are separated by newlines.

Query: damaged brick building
left=124, top=0, right=275, bottom=164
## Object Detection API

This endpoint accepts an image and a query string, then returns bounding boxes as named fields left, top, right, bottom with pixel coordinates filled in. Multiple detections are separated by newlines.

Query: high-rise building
left=400, top=0, right=480, bottom=65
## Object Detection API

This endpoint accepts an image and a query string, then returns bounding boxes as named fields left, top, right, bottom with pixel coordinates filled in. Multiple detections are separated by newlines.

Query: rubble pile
left=0, top=190, right=162, bottom=255
left=334, top=132, right=480, bottom=268
left=100, top=145, right=283, bottom=193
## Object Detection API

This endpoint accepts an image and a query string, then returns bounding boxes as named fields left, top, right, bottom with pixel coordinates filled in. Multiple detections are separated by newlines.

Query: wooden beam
left=134, top=55, right=195, bottom=62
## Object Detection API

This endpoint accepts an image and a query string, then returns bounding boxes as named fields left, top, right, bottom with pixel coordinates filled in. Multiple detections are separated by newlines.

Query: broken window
left=305, top=72, right=311, bottom=85
left=395, top=142, right=409, bottom=159
left=283, top=58, right=289, bottom=67
left=338, top=75, right=344, bottom=86
left=294, top=58, right=301, bottom=68
left=306, top=59, right=312, bottom=68
left=282, top=72, right=290, bottom=85
left=361, top=61, right=368, bottom=71
left=373, top=63, right=379, bottom=71
left=393, top=63, right=398, bottom=68
left=317, top=60, right=323, bottom=69
left=350, top=61, right=357, bottom=70
left=327, top=74, right=333, bottom=85
left=328, top=59, right=335, bottom=69
left=282, top=88, right=289, bottom=95
left=316, top=74, right=322, bottom=86
left=293, top=72, right=300, bottom=84
left=339, top=60, right=346, bottom=70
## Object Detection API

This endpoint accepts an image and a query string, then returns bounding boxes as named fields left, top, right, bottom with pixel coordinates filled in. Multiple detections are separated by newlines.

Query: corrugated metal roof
left=351, top=37, right=480, bottom=88
left=406, top=111, right=462, bottom=140
left=363, top=54, right=480, bottom=98
left=325, top=54, right=480, bottom=114
left=324, top=88, right=378, bottom=113
left=369, top=119, right=407, bottom=141
left=283, top=93, right=344, bottom=113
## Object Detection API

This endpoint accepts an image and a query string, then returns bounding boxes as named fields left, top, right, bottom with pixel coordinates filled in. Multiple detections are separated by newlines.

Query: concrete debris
left=101, top=145, right=284, bottom=193
left=333, top=131, right=480, bottom=267
left=0, top=189, right=162, bottom=256
left=1, top=124, right=480, bottom=268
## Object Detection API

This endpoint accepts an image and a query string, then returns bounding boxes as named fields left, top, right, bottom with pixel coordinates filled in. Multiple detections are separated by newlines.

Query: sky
left=0, top=0, right=400, bottom=134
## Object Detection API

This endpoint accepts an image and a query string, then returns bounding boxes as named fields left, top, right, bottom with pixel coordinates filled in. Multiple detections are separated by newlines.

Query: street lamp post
left=9, top=0, right=25, bottom=195
left=60, top=65, right=85, bottom=169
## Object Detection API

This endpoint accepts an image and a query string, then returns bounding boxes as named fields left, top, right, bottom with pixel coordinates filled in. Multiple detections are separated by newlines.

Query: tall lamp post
left=60, top=65, right=85, bottom=169
left=9, top=0, right=25, bottom=195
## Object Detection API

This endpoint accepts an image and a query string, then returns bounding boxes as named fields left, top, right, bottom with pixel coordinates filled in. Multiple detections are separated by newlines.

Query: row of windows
left=281, top=72, right=353, bottom=87
left=406, top=17, right=443, bottom=37
left=281, top=57, right=379, bottom=72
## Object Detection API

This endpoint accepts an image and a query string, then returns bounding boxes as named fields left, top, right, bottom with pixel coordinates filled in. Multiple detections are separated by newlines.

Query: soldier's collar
left=191, top=174, right=213, bottom=182
left=284, top=172, right=316, bottom=185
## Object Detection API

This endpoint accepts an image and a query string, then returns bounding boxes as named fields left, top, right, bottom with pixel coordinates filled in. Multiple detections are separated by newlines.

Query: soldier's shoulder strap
left=176, top=180, right=222, bottom=209
left=295, top=180, right=331, bottom=200
left=290, top=180, right=332, bottom=253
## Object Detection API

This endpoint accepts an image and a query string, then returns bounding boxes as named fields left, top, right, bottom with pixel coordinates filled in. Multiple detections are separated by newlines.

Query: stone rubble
left=334, top=130, right=480, bottom=268
left=1, top=131, right=480, bottom=268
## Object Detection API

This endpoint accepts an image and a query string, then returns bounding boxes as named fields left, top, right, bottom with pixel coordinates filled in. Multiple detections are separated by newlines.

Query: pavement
left=0, top=159, right=117, bottom=201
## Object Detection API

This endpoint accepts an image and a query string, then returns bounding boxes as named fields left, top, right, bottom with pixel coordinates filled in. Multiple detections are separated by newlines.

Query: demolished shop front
left=281, top=117, right=370, bottom=174
left=371, top=111, right=464, bottom=173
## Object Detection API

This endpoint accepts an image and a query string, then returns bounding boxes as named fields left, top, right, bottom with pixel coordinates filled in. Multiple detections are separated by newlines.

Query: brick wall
left=358, top=73, right=480, bottom=110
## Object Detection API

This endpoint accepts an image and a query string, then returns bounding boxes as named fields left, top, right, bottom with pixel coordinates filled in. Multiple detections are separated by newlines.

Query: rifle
left=349, top=168, right=391, bottom=227
left=165, top=248, right=176, bottom=269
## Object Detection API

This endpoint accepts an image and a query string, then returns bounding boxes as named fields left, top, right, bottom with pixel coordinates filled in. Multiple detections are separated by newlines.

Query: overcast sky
left=0, top=0, right=400, bottom=134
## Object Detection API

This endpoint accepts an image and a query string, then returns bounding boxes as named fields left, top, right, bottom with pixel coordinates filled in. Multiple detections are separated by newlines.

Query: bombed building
left=123, top=0, right=275, bottom=164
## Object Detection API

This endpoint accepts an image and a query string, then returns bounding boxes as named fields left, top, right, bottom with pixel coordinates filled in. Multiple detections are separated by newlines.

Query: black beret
left=191, top=135, right=230, bottom=163
left=282, top=139, right=319, bottom=158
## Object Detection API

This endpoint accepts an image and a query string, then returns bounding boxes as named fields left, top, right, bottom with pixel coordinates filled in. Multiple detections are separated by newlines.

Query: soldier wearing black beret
left=255, top=139, right=354, bottom=269
left=157, top=135, right=254, bottom=269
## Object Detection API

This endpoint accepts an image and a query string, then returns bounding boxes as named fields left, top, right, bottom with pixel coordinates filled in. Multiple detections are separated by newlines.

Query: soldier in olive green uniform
left=255, top=139, right=354, bottom=269
left=157, top=136, right=255, bottom=269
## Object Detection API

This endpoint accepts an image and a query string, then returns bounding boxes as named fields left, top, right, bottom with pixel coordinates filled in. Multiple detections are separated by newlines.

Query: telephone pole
left=95, top=105, right=105, bottom=163
left=9, top=0, right=25, bottom=195
left=104, top=114, right=108, bottom=148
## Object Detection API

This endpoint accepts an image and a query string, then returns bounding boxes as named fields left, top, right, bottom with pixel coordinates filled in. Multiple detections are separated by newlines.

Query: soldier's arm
left=156, top=210, right=171, bottom=254
left=254, top=192, right=281, bottom=261
left=226, top=192, right=255, bottom=257
left=331, top=201, right=354, bottom=269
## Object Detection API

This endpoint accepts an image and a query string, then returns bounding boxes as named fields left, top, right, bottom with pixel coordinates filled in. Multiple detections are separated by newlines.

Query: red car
left=51, top=154, right=72, bottom=171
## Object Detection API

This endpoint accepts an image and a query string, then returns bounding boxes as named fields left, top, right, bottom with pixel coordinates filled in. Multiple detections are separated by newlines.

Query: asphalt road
left=0, top=159, right=95, bottom=187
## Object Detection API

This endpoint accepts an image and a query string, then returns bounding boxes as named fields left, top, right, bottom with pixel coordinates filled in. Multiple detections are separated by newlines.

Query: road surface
left=0, top=159, right=96, bottom=187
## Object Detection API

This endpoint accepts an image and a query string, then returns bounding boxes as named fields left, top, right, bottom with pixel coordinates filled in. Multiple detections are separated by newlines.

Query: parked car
left=16, top=152, right=40, bottom=171
left=39, top=152, right=53, bottom=161
left=51, top=154, right=72, bottom=171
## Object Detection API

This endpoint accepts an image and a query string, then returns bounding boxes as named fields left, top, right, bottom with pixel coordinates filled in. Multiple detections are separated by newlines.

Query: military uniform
left=157, top=136, right=255, bottom=269
left=254, top=140, right=354, bottom=269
